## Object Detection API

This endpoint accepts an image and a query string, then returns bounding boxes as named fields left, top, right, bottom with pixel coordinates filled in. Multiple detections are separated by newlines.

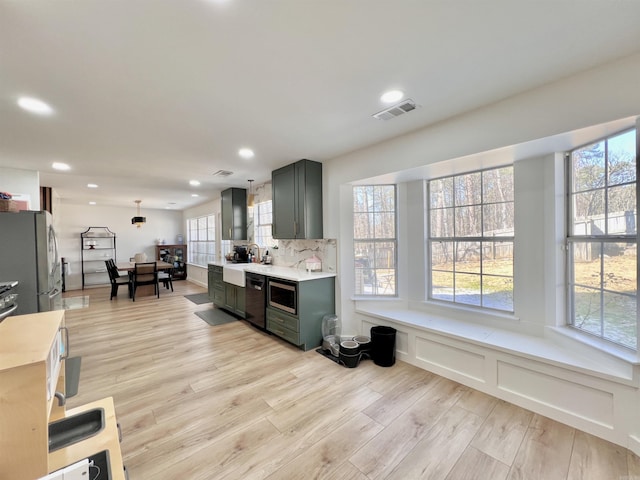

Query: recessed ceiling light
left=192, top=194, right=199, bottom=197
left=189, top=180, right=201, bottom=186
left=238, top=148, right=254, bottom=159
left=17, top=96, right=54, bottom=115
left=380, top=90, right=404, bottom=104
left=87, top=183, right=98, bottom=188
left=89, top=201, right=96, bottom=205
left=52, top=162, right=70, bottom=171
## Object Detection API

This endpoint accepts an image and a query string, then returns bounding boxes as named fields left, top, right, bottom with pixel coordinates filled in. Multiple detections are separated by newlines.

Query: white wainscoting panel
left=497, top=360, right=614, bottom=428
left=415, top=335, right=486, bottom=383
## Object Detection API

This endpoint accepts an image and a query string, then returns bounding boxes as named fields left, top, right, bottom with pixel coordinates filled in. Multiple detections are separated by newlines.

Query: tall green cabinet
left=272, top=159, right=323, bottom=239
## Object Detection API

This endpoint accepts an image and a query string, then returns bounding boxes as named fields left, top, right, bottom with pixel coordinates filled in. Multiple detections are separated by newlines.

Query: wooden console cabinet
left=0, top=311, right=67, bottom=479
left=156, top=244, right=187, bottom=280
left=0, top=311, right=125, bottom=480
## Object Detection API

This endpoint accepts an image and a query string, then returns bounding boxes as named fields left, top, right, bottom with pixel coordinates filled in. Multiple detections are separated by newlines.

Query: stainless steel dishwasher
left=245, top=272, right=266, bottom=329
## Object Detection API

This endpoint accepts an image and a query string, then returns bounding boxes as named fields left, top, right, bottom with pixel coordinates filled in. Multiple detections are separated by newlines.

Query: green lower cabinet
left=266, top=276, right=335, bottom=351
left=213, top=289, right=224, bottom=306
left=208, top=265, right=225, bottom=306
left=224, top=282, right=246, bottom=318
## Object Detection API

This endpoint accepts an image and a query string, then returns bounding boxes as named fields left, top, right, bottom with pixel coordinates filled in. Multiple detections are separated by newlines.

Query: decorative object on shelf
left=0, top=192, right=17, bottom=212
left=85, top=240, right=97, bottom=249
left=247, top=179, right=255, bottom=207
left=305, top=254, right=322, bottom=272
left=131, top=200, right=146, bottom=228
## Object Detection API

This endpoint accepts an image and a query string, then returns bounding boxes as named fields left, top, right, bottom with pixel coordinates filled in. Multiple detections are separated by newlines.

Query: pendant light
left=131, top=200, right=146, bottom=228
left=247, top=179, right=255, bottom=207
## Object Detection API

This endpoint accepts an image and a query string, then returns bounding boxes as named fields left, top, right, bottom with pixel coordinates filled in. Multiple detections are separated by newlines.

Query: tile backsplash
left=267, top=239, right=337, bottom=273
left=244, top=180, right=337, bottom=273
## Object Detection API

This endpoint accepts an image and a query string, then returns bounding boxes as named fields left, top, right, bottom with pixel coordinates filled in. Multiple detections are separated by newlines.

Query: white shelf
left=81, top=227, right=116, bottom=289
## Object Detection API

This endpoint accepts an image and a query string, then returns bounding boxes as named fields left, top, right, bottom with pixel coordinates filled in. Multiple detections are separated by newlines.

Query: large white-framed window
left=187, top=214, right=216, bottom=267
left=353, top=185, right=397, bottom=296
left=428, top=166, right=514, bottom=312
left=567, top=128, right=637, bottom=350
left=254, top=200, right=274, bottom=248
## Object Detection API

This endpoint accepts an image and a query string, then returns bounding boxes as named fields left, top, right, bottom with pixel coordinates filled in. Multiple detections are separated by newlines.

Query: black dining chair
left=158, top=267, right=174, bottom=292
left=131, top=262, right=159, bottom=301
left=105, top=259, right=131, bottom=300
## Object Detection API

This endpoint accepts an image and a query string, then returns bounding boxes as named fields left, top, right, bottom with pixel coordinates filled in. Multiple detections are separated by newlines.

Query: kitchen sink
left=49, top=408, right=105, bottom=452
left=223, top=263, right=274, bottom=287
left=223, top=264, right=247, bottom=287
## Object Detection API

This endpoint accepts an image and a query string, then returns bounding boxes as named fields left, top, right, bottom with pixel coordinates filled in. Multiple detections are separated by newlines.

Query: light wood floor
left=63, top=282, right=640, bottom=479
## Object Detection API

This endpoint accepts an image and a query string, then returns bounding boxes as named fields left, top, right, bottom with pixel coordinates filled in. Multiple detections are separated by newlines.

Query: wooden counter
left=0, top=311, right=125, bottom=480
left=0, top=310, right=66, bottom=479
left=48, top=397, right=125, bottom=479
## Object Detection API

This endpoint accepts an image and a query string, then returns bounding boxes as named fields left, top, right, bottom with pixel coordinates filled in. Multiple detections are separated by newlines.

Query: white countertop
left=208, top=261, right=336, bottom=282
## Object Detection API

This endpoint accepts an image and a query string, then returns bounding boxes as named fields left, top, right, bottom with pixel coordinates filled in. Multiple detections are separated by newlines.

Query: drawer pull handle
left=60, top=327, right=70, bottom=360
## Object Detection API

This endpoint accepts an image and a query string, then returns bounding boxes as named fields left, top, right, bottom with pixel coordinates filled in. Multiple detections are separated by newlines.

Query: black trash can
left=371, top=326, right=396, bottom=367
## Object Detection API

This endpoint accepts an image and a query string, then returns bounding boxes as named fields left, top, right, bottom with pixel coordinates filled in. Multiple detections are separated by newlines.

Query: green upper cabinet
left=272, top=159, right=323, bottom=239
left=221, top=187, right=247, bottom=240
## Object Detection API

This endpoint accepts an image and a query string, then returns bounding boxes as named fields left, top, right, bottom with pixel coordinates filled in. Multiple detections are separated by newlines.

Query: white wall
left=58, top=203, right=184, bottom=291
left=0, top=167, right=40, bottom=209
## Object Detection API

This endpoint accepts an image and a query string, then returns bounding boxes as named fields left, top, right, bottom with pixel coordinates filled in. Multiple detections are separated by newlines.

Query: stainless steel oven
left=0, top=281, right=19, bottom=322
left=268, top=279, right=297, bottom=316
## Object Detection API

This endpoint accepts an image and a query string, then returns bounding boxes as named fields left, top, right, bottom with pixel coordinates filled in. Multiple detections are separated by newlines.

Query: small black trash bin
left=370, top=325, right=396, bottom=367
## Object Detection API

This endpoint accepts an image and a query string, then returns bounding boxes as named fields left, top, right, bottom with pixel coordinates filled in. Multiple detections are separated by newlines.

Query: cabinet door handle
left=60, top=326, right=69, bottom=359
left=294, top=221, right=297, bottom=236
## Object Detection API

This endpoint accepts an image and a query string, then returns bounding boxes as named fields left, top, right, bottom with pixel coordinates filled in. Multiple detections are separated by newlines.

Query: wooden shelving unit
left=155, top=244, right=187, bottom=280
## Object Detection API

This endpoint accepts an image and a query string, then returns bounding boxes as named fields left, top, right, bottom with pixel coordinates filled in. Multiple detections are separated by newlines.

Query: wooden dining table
left=116, top=261, right=174, bottom=272
left=116, top=261, right=175, bottom=298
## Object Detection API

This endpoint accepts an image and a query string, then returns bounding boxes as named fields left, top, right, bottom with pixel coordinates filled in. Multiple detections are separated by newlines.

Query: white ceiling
left=1, top=0, right=640, bottom=210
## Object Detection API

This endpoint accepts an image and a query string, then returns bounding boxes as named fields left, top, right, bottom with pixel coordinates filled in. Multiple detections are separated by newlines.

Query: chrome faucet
left=54, top=391, right=66, bottom=406
left=247, top=244, right=260, bottom=263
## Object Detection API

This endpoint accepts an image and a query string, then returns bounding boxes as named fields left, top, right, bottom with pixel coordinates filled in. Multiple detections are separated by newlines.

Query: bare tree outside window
left=255, top=200, right=274, bottom=249
left=353, top=185, right=397, bottom=296
left=429, top=166, right=514, bottom=312
left=568, top=128, right=637, bottom=349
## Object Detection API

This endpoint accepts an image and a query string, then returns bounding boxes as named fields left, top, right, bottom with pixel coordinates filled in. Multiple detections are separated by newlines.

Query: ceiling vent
left=212, top=169, right=233, bottom=177
left=372, top=99, right=418, bottom=121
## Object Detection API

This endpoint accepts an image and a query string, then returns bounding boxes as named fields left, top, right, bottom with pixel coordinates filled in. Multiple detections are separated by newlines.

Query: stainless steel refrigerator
left=0, top=210, right=62, bottom=315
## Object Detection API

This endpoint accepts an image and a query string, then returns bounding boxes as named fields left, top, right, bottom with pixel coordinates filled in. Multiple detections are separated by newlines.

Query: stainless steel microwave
left=268, top=279, right=297, bottom=315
